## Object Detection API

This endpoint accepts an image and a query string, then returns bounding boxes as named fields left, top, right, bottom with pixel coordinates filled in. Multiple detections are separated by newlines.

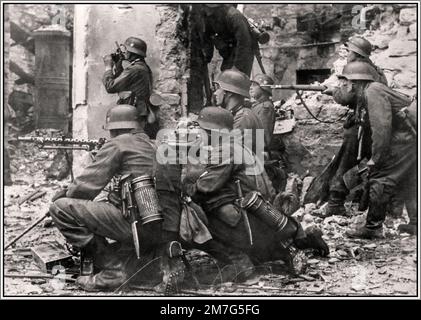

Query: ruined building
left=4, top=4, right=417, bottom=177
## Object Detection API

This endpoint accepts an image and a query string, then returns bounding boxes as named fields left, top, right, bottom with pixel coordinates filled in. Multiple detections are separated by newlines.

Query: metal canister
left=241, top=191, right=288, bottom=232
left=131, top=175, right=163, bottom=225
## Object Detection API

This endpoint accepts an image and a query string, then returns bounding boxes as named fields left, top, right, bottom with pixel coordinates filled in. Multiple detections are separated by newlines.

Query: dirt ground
left=2, top=144, right=418, bottom=297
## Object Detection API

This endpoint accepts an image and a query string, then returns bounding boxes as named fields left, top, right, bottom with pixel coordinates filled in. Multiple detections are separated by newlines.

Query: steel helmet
left=338, top=61, right=376, bottom=81
left=214, top=69, right=251, bottom=98
left=345, top=36, right=372, bottom=59
left=251, top=73, right=274, bottom=95
left=197, top=107, right=234, bottom=131
left=103, top=104, right=141, bottom=130
left=124, top=37, right=147, bottom=57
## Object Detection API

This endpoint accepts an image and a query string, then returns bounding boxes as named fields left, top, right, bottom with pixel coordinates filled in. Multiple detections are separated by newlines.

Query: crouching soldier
left=49, top=105, right=185, bottom=292
left=183, top=107, right=329, bottom=281
left=328, top=61, right=417, bottom=238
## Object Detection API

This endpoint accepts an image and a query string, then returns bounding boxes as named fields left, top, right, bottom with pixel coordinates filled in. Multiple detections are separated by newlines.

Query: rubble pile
left=278, top=5, right=416, bottom=176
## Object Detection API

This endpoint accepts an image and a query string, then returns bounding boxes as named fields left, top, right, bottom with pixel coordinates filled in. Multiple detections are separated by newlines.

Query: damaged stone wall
left=5, top=4, right=73, bottom=133
left=244, top=4, right=355, bottom=102
left=279, top=4, right=417, bottom=176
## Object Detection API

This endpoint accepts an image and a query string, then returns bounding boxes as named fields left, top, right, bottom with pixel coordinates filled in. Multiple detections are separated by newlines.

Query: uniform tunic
left=204, top=6, right=255, bottom=76
left=50, top=130, right=156, bottom=248
left=362, top=83, right=416, bottom=228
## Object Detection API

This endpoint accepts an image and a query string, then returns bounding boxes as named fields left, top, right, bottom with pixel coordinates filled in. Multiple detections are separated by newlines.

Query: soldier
left=344, top=36, right=387, bottom=85
left=250, top=74, right=287, bottom=193
left=213, top=69, right=264, bottom=155
left=102, top=37, right=159, bottom=139
left=323, top=37, right=404, bottom=217
left=183, top=107, right=329, bottom=281
left=328, top=62, right=417, bottom=238
left=49, top=105, right=185, bottom=292
left=202, top=4, right=256, bottom=76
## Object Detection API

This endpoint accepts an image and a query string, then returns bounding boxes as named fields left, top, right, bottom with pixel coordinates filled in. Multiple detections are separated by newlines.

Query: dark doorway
left=296, top=69, right=331, bottom=85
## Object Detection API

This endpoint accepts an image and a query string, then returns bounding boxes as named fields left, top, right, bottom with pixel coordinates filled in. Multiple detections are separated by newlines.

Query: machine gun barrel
left=261, top=84, right=327, bottom=91
left=17, top=136, right=107, bottom=151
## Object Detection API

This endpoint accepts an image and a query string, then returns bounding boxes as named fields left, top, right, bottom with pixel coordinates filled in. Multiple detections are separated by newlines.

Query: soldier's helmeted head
left=334, top=61, right=376, bottom=106
left=123, top=37, right=147, bottom=61
left=250, top=74, right=274, bottom=100
left=103, top=104, right=143, bottom=137
left=345, top=36, right=372, bottom=63
left=197, top=106, right=234, bottom=146
left=213, top=69, right=251, bottom=109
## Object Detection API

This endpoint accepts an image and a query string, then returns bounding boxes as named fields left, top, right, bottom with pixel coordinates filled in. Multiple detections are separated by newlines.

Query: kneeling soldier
left=49, top=105, right=185, bottom=292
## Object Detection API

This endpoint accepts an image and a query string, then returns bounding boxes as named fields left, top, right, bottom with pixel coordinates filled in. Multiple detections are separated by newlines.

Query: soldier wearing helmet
left=322, top=38, right=404, bottom=218
left=202, top=4, right=256, bottom=76
left=102, top=37, right=159, bottom=139
left=182, top=107, right=329, bottom=281
left=49, top=105, right=185, bottom=293
left=213, top=69, right=264, bottom=154
left=250, top=74, right=287, bottom=193
left=345, top=36, right=387, bottom=84
left=328, top=62, right=417, bottom=239
left=250, top=74, right=275, bottom=148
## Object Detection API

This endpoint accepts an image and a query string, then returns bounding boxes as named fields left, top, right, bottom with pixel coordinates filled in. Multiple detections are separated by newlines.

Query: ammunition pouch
left=131, top=175, right=163, bottom=225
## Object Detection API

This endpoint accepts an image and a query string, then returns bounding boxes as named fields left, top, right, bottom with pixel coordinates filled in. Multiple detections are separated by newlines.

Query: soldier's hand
left=103, top=55, right=114, bottom=68
left=52, top=188, right=68, bottom=202
left=322, top=86, right=335, bottom=96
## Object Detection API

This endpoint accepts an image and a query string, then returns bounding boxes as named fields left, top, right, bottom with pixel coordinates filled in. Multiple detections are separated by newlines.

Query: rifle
left=18, top=136, right=107, bottom=153
left=261, top=84, right=327, bottom=91
left=5, top=212, right=50, bottom=250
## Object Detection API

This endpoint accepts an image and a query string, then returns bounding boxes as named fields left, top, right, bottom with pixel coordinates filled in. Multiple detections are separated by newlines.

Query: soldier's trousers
left=366, top=141, right=417, bottom=229
left=329, top=126, right=359, bottom=197
left=197, top=206, right=304, bottom=267
left=50, top=198, right=133, bottom=248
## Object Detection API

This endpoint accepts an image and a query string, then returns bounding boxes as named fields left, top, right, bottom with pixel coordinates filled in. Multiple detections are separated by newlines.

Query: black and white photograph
left=1, top=1, right=419, bottom=302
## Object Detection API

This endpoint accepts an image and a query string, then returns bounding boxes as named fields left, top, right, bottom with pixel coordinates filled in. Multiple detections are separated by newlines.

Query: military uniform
left=183, top=136, right=308, bottom=278
left=50, top=130, right=155, bottom=249
left=327, top=60, right=389, bottom=214
left=204, top=6, right=255, bottom=76
left=231, top=105, right=265, bottom=155
left=103, top=59, right=152, bottom=115
left=362, top=82, right=416, bottom=230
left=251, top=96, right=275, bottom=148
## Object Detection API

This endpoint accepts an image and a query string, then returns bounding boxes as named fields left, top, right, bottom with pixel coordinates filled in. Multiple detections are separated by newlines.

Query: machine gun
left=261, top=84, right=327, bottom=91
left=17, top=135, right=107, bottom=153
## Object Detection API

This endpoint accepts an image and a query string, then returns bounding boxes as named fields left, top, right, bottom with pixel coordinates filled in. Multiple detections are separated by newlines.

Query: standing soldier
left=102, top=37, right=159, bottom=139
left=344, top=36, right=387, bottom=85
left=213, top=69, right=264, bottom=155
left=49, top=105, right=185, bottom=292
left=250, top=74, right=287, bottom=193
left=329, top=62, right=416, bottom=238
left=323, top=36, right=404, bottom=217
left=202, top=4, right=256, bottom=76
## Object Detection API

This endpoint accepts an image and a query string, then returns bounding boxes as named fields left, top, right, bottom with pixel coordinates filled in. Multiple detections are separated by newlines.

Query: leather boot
left=154, top=241, right=186, bottom=295
left=76, top=243, right=132, bottom=292
left=326, top=192, right=349, bottom=216
left=346, top=225, right=384, bottom=239
left=76, top=255, right=129, bottom=292
left=294, top=225, right=330, bottom=257
left=398, top=197, right=417, bottom=235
